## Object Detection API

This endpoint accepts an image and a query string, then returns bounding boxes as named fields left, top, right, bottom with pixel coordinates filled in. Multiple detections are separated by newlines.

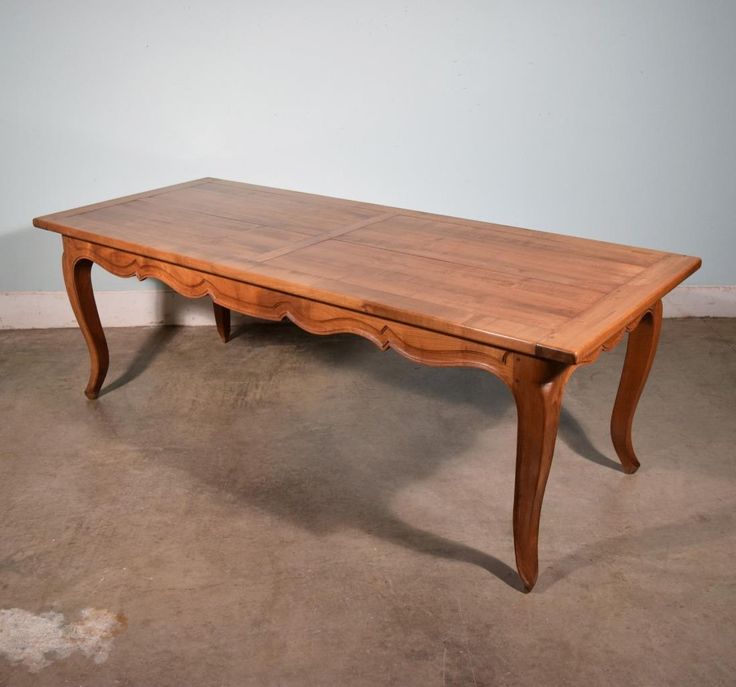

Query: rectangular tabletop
left=33, top=178, right=700, bottom=363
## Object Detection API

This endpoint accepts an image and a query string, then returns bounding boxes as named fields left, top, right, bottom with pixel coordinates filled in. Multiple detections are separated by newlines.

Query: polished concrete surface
left=0, top=317, right=734, bottom=686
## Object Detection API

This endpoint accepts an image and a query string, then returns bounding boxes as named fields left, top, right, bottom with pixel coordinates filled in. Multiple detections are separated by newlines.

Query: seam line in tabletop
left=216, top=179, right=637, bottom=259
left=538, top=254, right=701, bottom=359
left=201, top=178, right=391, bottom=209
left=330, top=216, right=657, bottom=280
left=252, top=239, right=596, bottom=334
left=254, top=212, right=399, bottom=262
left=46, top=179, right=212, bottom=220
left=326, top=230, right=634, bottom=299
left=203, top=180, right=665, bottom=265
left=543, top=254, right=687, bottom=337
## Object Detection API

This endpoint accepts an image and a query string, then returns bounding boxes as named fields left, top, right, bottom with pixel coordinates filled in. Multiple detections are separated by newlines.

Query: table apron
left=61, top=235, right=517, bottom=387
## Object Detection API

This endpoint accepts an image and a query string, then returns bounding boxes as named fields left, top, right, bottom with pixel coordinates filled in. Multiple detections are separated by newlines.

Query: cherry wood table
left=34, top=178, right=701, bottom=591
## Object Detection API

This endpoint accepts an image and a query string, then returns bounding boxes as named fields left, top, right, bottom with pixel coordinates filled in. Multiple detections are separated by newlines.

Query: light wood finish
left=34, top=178, right=700, bottom=591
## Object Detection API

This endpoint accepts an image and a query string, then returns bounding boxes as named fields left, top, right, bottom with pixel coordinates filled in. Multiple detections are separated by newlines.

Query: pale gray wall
left=1, top=0, right=734, bottom=291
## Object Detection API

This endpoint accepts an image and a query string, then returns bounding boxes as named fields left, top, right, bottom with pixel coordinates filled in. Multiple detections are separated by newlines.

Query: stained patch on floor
left=0, top=607, right=126, bottom=673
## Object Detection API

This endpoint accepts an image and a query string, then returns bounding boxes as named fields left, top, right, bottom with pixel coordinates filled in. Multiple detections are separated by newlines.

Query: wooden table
left=34, top=178, right=701, bottom=591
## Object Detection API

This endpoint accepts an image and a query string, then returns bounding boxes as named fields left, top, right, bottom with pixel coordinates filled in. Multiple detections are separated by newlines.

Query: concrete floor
left=0, top=317, right=734, bottom=686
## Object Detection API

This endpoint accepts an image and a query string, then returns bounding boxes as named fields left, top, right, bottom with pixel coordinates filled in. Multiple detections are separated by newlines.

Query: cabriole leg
left=611, top=300, right=663, bottom=473
left=511, top=354, right=574, bottom=591
left=62, top=244, right=109, bottom=399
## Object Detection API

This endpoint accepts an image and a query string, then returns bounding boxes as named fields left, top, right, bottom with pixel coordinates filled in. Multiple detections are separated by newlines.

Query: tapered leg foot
left=213, top=302, right=231, bottom=343
left=511, top=355, right=574, bottom=591
left=62, top=246, right=109, bottom=399
left=611, top=301, right=663, bottom=473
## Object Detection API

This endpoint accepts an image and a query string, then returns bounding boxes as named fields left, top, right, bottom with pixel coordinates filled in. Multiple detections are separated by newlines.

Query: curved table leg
left=62, top=247, right=109, bottom=400
left=213, top=302, right=231, bottom=343
left=511, top=355, right=574, bottom=592
left=611, top=300, right=663, bottom=473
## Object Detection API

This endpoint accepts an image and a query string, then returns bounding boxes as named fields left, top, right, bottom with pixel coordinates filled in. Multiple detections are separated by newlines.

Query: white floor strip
left=0, top=286, right=733, bottom=329
left=0, top=290, right=215, bottom=329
